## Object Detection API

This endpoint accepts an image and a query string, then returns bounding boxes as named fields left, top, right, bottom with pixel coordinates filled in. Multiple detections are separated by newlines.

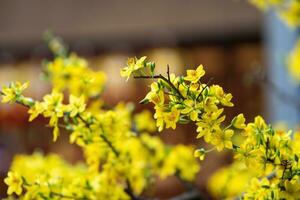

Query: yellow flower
left=181, top=99, right=201, bottom=121
left=120, top=56, right=147, bottom=81
left=194, top=148, right=206, bottom=160
left=1, top=82, right=29, bottom=104
left=42, top=91, right=65, bottom=120
left=67, top=95, right=86, bottom=117
left=161, top=145, right=200, bottom=181
left=209, top=85, right=233, bottom=107
left=245, top=115, right=267, bottom=139
left=163, top=107, right=180, bottom=129
left=196, top=109, right=225, bottom=142
left=143, top=82, right=164, bottom=105
left=212, top=129, right=234, bottom=151
left=231, top=114, right=246, bottom=129
left=144, top=91, right=164, bottom=106
left=184, top=65, right=205, bottom=83
left=41, top=90, right=65, bottom=141
left=4, top=171, right=23, bottom=195
left=134, top=110, right=156, bottom=132
left=28, top=101, right=45, bottom=121
left=154, top=105, right=165, bottom=132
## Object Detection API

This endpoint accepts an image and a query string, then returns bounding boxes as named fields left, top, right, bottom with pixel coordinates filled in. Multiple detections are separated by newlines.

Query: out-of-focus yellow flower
left=67, top=95, right=86, bottom=117
left=280, top=1, right=300, bottom=27
left=194, top=148, right=206, bottom=160
left=160, top=145, right=200, bottom=181
left=288, top=40, right=300, bottom=82
left=46, top=53, right=106, bottom=98
left=163, top=107, right=180, bottom=129
left=208, top=162, right=256, bottom=199
left=4, top=171, right=23, bottom=195
left=1, top=82, right=29, bottom=104
left=134, top=110, right=156, bottom=132
left=28, top=101, right=45, bottom=121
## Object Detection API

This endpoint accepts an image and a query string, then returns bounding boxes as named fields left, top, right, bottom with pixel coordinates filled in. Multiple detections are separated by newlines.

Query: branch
left=196, top=77, right=214, bottom=101
left=170, top=189, right=203, bottom=200
left=134, top=74, right=185, bottom=100
left=167, top=65, right=171, bottom=81
left=173, top=173, right=204, bottom=200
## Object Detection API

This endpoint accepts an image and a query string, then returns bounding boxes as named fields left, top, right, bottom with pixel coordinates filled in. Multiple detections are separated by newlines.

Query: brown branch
left=167, top=65, right=171, bottom=81
left=196, top=77, right=214, bottom=101
left=133, top=75, right=161, bottom=79
left=134, top=74, right=185, bottom=100
left=170, top=189, right=203, bottom=200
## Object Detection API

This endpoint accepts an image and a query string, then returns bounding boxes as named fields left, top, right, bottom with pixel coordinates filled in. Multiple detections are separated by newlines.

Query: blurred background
left=0, top=0, right=283, bottom=199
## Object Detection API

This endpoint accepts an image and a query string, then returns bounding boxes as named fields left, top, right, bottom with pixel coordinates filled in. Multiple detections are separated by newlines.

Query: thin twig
left=170, top=189, right=203, bottom=200
left=134, top=75, right=160, bottom=79
left=196, top=77, right=214, bottom=101
left=167, top=65, right=171, bottom=81
left=134, top=74, right=185, bottom=100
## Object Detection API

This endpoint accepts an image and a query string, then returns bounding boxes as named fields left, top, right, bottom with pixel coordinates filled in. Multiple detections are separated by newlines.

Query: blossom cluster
left=123, top=56, right=300, bottom=199
left=1, top=37, right=199, bottom=199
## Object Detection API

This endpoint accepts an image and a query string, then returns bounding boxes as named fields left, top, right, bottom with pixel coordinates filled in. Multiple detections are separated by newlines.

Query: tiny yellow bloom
left=184, top=65, right=205, bottom=83
left=120, top=56, right=147, bottom=81
left=181, top=99, right=201, bottom=121
left=163, top=107, right=180, bottom=129
left=4, top=171, right=23, bottom=195
left=143, top=82, right=164, bottom=105
left=231, top=114, right=246, bottom=129
left=194, top=148, right=206, bottom=160
left=67, top=95, right=86, bottom=117
left=134, top=110, right=156, bottom=132
left=1, top=82, right=29, bottom=104
left=212, top=129, right=234, bottom=151
left=154, top=105, right=165, bottom=132
left=28, top=101, right=45, bottom=121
